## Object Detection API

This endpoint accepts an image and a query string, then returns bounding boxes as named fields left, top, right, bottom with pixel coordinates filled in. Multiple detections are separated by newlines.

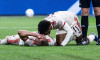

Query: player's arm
left=18, top=30, right=42, bottom=41
left=57, top=20, right=73, bottom=46
left=61, top=23, right=73, bottom=46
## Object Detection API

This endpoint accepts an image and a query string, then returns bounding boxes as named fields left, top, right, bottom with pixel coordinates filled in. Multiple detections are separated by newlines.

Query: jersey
left=4, top=35, right=38, bottom=46
left=44, top=11, right=78, bottom=29
left=24, top=36, right=37, bottom=46
left=44, top=11, right=82, bottom=36
left=25, top=35, right=56, bottom=46
left=5, top=35, right=24, bottom=45
left=2, top=32, right=56, bottom=46
left=45, top=35, right=56, bottom=46
left=44, top=11, right=82, bottom=46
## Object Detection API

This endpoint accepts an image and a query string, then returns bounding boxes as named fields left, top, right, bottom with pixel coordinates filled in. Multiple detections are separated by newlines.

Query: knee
left=94, top=7, right=100, bottom=16
left=81, top=8, right=89, bottom=16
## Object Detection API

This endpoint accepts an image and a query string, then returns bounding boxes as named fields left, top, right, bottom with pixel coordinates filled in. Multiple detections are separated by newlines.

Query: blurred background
left=0, top=0, right=94, bottom=15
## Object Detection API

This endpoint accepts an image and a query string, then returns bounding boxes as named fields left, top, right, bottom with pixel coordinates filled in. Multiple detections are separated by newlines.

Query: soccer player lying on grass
left=18, top=30, right=97, bottom=46
left=38, top=11, right=97, bottom=46
left=0, top=30, right=56, bottom=46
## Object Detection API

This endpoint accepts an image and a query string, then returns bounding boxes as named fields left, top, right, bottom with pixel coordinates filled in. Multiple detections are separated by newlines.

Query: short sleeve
left=58, top=20, right=65, bottom=29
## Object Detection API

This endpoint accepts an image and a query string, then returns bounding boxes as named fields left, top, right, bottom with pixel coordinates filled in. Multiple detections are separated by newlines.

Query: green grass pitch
left=0, top=16, right=100, bottom=60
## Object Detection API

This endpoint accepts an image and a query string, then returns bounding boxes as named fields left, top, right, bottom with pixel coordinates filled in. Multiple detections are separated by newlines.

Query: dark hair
left=36, top=38, right=49, bottom=46
left=38, top=20, right=51, bottom=34
left=40, top=39, right=49, bottom=46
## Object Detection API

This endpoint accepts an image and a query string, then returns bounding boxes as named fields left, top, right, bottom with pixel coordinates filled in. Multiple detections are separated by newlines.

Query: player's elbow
left=18, top=30, right=24, bottom=36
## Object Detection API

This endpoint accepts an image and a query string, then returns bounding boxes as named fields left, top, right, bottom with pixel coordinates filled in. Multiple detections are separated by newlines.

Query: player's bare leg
left=56, top=33, right=97, bottom=46
left=56, top=33, right=83, bottom=45
left=56, top=33, right=66, bottom=46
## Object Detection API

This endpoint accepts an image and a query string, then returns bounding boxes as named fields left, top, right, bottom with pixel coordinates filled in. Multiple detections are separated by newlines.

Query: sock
left=87, top=35, right=95, bottom=43
left=96, top=15, right=100, bottom=41
left=81, top=16, right=88, bottom=39
left=0, top=39, right=7, bottom=45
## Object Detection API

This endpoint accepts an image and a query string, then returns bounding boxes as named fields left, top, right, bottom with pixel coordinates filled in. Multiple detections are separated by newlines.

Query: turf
left=0, top=16, right=100, bottom=60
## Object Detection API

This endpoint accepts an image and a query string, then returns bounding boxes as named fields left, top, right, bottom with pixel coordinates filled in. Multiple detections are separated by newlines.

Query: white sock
left=0, top=39, right=7, bottom=45
left=87, top=35, right=95, bottom=43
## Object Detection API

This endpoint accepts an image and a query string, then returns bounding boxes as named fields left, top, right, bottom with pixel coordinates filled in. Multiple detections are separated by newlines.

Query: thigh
left=93, top=7, right=100, bottom=16
left=56, top=31, right=77, bottom=45
left=56, top=33, right=66, bottom=45
left=56, top=30, right=67, bottom=45
left=92, top=0, right=100, bottom=7
left=79, top=0, right=91, bottom=8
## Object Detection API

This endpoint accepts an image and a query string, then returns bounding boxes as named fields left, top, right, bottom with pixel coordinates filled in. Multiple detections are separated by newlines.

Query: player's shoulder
left=45, top=35, right=56, bottom=46
left=45, top=35, right=53, bottom=42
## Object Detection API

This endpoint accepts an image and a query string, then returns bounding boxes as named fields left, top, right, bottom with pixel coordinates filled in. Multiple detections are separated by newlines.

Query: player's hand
left=37, top=34, right=45, bottom=39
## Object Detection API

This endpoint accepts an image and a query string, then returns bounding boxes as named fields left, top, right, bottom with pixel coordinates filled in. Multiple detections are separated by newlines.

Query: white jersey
left=3, top=32, right=56, bottom=46
left=44, top=11, right=79, bottom=29
left=24, top=36, right=37, bottom=46
left=44, top=11, right=82, bottom=46
left=6, top=35, right=24, bottom=45
left=45, top=35, right=56, bottom=46
left=24, top=35, right=56, bottom=46
left=5, top=35, right=38, bottom=46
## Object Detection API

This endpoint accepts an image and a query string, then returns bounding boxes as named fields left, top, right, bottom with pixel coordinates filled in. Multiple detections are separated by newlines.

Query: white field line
left=0, top=27, right=37, bottom=29
left=0, top=26, right=96, bottom=29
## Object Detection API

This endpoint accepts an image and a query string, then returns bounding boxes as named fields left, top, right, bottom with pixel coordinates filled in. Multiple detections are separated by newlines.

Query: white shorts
left=71, top=23, right=82, bottom=37
left=56, top=29, right=66, bottom=35
left=56, top=29, right=76, bottom=41
left=56, top=23, right=82, bottom=38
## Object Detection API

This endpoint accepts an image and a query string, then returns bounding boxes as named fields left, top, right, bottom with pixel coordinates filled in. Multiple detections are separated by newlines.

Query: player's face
left=35, top=38, right=41, bottom=46
left=35, top=38, right=48, bottom=46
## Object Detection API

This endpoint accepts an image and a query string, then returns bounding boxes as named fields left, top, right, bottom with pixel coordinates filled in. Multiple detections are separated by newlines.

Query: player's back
left=53, top=11, right=78, bottom=27
left=44, top=11, right=78, bottom=28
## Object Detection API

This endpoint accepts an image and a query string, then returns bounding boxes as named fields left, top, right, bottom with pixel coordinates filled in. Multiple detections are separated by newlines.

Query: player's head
left=38, top=20, right=52, bottom=35
left=35, top=37, right=49, bottom=46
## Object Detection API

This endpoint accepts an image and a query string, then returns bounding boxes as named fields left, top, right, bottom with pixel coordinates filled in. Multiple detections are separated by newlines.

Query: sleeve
left=58, top=19, right=65, bottom=29
left=45, top=35, right=56, bottom=46
left=19, top=39, right=25, bottom=45
left=61, top=23, right=73, bottom=46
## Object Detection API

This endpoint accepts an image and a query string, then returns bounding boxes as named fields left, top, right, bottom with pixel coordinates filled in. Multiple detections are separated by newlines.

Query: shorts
left=56, top=29, right=66, bottom=35
left=71, top=23, right=82, bottom=37
left=56, top=29, right=77, bottom=41
left=56, top=23, right=82, bottom=37
left=79, top=0, right=100, bottom=8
